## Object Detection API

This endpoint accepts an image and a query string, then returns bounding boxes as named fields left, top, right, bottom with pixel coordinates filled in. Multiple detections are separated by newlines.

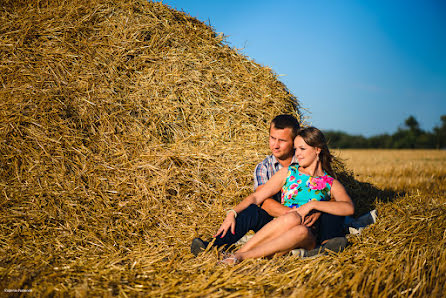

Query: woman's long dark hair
left=296, top=127, right=335, bottom=177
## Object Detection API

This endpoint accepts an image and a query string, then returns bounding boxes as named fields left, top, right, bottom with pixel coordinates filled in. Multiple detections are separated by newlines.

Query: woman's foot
left=219, top=254, right=240, bottom=265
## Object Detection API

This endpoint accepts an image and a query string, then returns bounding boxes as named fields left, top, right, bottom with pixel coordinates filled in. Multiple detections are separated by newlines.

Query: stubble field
left=334, top=149, right=446, bottom=195
left=187, top=149, right=446, bottom=297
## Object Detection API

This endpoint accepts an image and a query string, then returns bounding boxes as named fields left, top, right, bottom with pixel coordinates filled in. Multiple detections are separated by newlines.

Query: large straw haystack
left=0, top=0, right=393, bottom=295
left=0, top=0, right=300, bottom=291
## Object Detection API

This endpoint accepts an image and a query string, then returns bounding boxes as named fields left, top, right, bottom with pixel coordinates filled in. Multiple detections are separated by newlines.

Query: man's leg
left=212, top=204, right=274, bottom=247
left=318, top=213, right=345, bottom=244
left=191, top=204, right=273, bottom=256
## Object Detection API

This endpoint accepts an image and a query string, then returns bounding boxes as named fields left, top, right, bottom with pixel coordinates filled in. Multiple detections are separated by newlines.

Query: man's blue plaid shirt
left=253, top=154, right=298, bottom=203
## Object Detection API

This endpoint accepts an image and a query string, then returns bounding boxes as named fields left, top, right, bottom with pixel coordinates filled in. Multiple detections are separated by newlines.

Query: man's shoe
left=191, top=238, right=209, bottom=257
left=291, top=246, right=324, bottom=258
left=302, top=246, right=324, bottom=258
left=350, top=209, right=378, bottom=229
left=321, top=236, right=348, bottom=253
left=292, top=237, right=348, bottom=258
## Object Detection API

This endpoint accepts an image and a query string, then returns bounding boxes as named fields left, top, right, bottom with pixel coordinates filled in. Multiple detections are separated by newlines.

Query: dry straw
left=1, top=0, right=444, bottom=296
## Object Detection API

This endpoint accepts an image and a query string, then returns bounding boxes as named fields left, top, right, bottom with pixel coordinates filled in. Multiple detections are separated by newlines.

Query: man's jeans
left=212, top=204, right=273, bottom=248
left=212, top=204, right=345, bottom=248
left=318, top=213, right=345, bottom=244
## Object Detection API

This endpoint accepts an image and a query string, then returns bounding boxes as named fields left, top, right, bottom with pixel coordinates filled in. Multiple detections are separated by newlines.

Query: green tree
left=368, top=134, right=393, bottom=148
left=405, top=115, right=421, bottom=134
left=323, top=115, right=444, bottom=149
left=394, top=115, right=426, bottom=148
left=433, top=115, right=446, bottom=149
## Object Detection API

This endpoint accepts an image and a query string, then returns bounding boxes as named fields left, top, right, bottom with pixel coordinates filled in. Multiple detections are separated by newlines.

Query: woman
left=217, top=127, right=354, bottom=264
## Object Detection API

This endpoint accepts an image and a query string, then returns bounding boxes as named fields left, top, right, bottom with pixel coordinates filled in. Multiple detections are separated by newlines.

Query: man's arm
left=253, top=161, right=290, bottom=217
left=258, top=185, right=291, bottom=217
left=254, top=162, right=320, bottom=225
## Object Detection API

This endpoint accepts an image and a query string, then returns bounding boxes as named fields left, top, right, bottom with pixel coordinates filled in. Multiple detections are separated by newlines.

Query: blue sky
left=161, top=0, right=446, bottom=136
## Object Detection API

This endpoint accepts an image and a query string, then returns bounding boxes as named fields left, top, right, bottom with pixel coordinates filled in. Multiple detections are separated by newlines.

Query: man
left=191, top=115, right=346, bottom=257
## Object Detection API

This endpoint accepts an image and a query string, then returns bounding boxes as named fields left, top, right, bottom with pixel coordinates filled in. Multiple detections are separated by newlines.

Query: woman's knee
left=289, top=226, right=315, bottom=249
left=293, top=225, right=311, bottom=237
left=279, top=212, right=302, bottom=228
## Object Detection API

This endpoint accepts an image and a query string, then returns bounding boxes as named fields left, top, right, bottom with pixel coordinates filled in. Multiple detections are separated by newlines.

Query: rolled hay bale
left=0, top=0, right=373, bottom=295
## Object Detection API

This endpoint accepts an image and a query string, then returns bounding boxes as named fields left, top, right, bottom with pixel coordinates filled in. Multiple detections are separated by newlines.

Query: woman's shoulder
left=330, top=178, right=346, bottom=189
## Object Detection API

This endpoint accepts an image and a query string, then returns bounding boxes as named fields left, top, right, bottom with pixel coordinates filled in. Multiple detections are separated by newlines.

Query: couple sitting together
left=191, top=115, right=355, bottom=264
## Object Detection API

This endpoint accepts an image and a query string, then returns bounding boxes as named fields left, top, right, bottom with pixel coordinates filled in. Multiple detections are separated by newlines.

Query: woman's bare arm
left=289, top=179, right=354, bottom=219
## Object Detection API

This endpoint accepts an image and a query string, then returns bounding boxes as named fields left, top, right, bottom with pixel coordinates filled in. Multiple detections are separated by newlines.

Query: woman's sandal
left=219, top=255, right=239, bottom=265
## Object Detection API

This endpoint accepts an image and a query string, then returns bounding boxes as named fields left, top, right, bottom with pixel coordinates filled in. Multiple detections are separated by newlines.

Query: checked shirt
left=253, top=154, right=298, bottom=203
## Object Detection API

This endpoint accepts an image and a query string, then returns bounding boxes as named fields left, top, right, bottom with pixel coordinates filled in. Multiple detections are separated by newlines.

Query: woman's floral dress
left=281, top=164, right=334, bottom=208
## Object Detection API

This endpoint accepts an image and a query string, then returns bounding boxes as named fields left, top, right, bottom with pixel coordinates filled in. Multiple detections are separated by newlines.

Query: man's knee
left=238, top=204, right=261, bottom=219
left=244, top=204, right=260, bottom=213
left=238, top=204, right=272, bottom=232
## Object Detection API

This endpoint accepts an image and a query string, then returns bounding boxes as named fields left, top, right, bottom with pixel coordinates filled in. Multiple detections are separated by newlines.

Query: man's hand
left=214, top=213, right=236, bottom=238
left=303, top=211, right=321, bottom=227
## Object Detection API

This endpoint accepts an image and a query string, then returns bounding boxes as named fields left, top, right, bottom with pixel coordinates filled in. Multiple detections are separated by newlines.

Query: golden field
left=335, top=149, right=446, bottom=195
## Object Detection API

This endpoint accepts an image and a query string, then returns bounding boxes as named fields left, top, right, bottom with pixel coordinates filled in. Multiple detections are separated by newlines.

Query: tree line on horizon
left=324, top=115, right=446, bottom=149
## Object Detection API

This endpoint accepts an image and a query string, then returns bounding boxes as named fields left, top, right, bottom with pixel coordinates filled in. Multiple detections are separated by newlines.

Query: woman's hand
left=214, top=213, right=236, bottom=238
left=287, top=202, right=314, bottom=220
left=303, top=211, right=321, bottom=227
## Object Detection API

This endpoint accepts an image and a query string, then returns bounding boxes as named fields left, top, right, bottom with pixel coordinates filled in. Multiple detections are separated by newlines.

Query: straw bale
left=1, top=0, right=444, bottom=296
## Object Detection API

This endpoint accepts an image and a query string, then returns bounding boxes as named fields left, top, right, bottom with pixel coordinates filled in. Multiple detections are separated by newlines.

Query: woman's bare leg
left=234, top=225, right=316, bottom=261
left=238, top=212, right=302, bottom=253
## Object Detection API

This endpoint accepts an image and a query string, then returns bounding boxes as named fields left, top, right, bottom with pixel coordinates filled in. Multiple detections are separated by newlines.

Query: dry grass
left=0, top=0, right=445, bottom=296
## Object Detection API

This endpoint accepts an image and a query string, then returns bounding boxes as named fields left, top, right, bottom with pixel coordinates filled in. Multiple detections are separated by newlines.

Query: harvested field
left=0, top=0, right=445, bottom=296
left=334, top=149, right=446, bottom=195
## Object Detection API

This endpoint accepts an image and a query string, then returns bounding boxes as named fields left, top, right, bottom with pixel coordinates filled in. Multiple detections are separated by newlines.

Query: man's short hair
left=270, top=114, right=300, bottom=139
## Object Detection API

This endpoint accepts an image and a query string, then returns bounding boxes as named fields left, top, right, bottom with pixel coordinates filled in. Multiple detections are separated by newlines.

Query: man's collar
left=291, top=155, right=298, bottom=164
left=272, top=154, right=298, bottom=166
